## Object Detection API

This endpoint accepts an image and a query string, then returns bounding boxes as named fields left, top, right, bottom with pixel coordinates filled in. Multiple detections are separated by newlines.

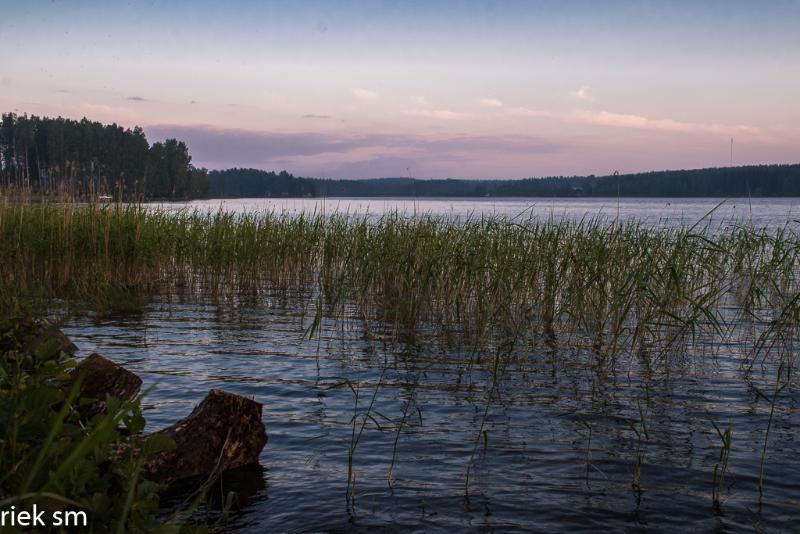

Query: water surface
left=154, top=197, right=800, bottom=230
left=64, top=198, right=800, bottom=532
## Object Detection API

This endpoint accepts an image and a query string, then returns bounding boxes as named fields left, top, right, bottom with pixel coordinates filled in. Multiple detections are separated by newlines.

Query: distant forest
left=3, top=112, right=800, bottom=200
left=210, top=164, right=800, bottom=199
left=0, top=112, right=208, bottom=199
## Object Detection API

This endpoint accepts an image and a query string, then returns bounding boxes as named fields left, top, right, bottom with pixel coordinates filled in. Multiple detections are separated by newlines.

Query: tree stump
left=143, top=389, right=268, bottom=485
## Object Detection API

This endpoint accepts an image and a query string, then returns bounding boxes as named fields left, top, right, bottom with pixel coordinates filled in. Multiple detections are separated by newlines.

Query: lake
left=63, top=198, right=800, bottom=532
left=155, top=196, right=800, bottom=230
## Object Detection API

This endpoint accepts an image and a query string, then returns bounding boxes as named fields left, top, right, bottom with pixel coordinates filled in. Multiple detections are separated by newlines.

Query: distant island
left=2, top=112, right=799, bottom=200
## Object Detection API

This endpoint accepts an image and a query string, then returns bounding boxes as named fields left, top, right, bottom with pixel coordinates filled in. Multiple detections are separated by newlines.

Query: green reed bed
left=2, top=200, right=800, bottom=369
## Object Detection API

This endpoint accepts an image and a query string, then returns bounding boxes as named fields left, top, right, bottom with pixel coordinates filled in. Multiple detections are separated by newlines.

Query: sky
left=1, top=0, right=798, bottom=179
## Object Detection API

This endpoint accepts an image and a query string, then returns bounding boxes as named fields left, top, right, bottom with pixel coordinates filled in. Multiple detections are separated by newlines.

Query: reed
left=3, top=200, right=798, bottom=361
left=710, top=418, right=733, bottom=511
left=752, top=362, right=790, bottom=500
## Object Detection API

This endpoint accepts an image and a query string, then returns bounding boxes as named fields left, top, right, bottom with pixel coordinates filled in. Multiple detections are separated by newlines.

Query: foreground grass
left=0, top=302, right=186, bottom=533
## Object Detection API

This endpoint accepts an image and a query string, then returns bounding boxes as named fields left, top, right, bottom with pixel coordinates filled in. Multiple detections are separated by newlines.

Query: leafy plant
left=0, top=301, right=185, bottom=533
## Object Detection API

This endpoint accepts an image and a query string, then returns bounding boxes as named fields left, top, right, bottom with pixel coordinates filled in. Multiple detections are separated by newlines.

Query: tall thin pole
left=730, top=138, right=734, bottom=166
left=614, top=170, right=620, bottom=225
left=408, top=167, right=416, bottom=216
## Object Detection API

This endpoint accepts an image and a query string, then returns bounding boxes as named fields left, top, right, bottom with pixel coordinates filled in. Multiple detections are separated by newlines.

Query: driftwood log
left=143, top=389, right=267, bottom=485
left=43, top=328, right=267, bottom=486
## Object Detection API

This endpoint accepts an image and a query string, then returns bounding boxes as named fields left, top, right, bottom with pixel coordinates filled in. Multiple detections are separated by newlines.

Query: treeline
left=588, top=165, right=800, bottom=197
left=208, top=168, right=314, bottom=198
left=0, top=112, right=208, bottom=199
left=209, top=164, right=800, bottom=198
left=6, top=112, right=797, bottom=200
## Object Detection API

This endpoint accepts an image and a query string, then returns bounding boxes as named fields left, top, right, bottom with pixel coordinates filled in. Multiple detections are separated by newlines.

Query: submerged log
left=143, top=389, right=267, bottom=485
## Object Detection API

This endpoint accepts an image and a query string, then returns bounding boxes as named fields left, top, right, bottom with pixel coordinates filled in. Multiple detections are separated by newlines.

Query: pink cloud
left=478, top=98, right=504, bottom=108
left=352, top=88, right=378, bottom=100
left=404, top=109, right=470, bottom=120
left=569, top=109, right=761, bottom=135
left=511, top=106, right=760, bottom=136
left=568, top=86, right=595, bottom=103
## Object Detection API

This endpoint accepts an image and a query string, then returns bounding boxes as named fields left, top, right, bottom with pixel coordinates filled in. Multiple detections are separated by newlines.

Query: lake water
left=154, top=196, right=800, bottom=230
left=64, top=198, right=800, bottom=532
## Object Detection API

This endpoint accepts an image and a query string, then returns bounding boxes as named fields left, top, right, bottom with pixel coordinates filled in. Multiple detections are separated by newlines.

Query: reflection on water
left=64, top=294, right=800, bottom=532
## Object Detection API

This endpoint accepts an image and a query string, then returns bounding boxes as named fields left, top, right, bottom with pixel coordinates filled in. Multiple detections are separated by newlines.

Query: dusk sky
left=1, top=0, right=798, bottom=179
